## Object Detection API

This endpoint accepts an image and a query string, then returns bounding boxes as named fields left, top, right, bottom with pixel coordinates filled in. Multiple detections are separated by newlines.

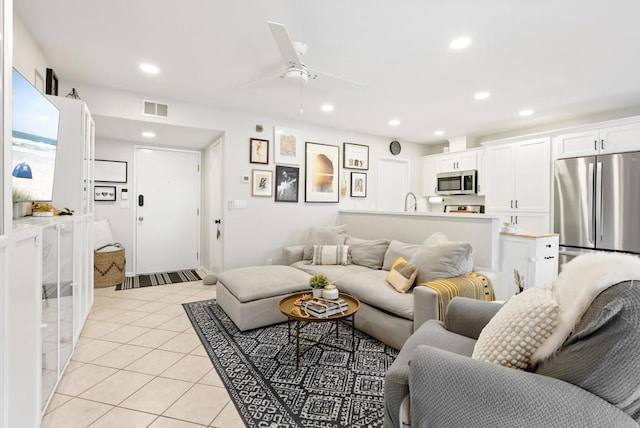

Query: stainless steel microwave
left=436, top=170, right=477, bottom=195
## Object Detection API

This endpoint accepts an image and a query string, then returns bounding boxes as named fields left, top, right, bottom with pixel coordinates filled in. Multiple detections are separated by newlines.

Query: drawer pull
left=546, top=244, right=552, bottom=248
left=544, top=256, right=555, bottom=260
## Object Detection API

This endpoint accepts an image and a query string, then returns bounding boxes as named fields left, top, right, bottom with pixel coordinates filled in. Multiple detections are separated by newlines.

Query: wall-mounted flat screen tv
left=12, top=67, right=60, bottom=202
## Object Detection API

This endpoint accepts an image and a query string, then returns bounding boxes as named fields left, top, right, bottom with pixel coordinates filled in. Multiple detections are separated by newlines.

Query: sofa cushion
left=472, top=285, right=560, bottom=370
left=382, top=240, right=421, bottom=271
left=345, top=236, right=390, bottom=269
left=311, top=244, right=350, bottom=265
left=218, top=266, right=311, bottom=303
left=535, top=280, right=640, bottom=421
left=302, top=225, right=348, bottom=260
left=334, top=270, right=415, bottom=320
left=290, top=260, right=371, bottom=284
left=386, top=257, right=418, bottom=293
left=410, top=241, right=474, bottom=284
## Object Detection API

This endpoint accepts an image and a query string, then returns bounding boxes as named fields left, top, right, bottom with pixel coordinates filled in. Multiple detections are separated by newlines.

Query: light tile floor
left=42, top=279, right=246, bottom=428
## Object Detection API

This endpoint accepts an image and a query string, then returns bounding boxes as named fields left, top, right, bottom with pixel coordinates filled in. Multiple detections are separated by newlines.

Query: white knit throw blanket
left=533, top=252, right=640, bottom=363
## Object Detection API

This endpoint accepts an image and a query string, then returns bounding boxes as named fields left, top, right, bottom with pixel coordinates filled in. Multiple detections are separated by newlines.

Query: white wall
left=93, top=139, right=134, bottom=275
left=13, top=14, right=48, bottom=91
left=77, top=83, right=432, bottom=270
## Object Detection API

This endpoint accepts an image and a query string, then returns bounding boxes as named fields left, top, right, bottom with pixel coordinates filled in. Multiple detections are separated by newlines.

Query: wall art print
left=305, top=142, right=339, bottom=203
left=274, top=126, right=301, bottom=165
left=275, top=165, right=299, bottom=202
left=343, top=142, right=369, bottom=170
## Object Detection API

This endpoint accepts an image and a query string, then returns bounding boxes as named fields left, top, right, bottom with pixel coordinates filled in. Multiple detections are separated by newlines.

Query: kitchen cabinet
left=421, top=148, right=481, bottom=196
left=438, top=150, right=477, bottom=171
left=485, top=137, right=551, bottom=231
left=555, top=122, right=640, bottom=159
left=49, top=96, right=95, bottom=215
left=499, top=232, right=559, bottom=300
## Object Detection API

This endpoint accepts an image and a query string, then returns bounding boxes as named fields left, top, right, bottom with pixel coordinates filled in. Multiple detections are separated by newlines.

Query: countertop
left=339, top=209, right=502, bottom=219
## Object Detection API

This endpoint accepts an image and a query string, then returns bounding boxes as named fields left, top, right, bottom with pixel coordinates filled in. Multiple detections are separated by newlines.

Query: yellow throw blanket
left=420, top=272, right=495, bottom=321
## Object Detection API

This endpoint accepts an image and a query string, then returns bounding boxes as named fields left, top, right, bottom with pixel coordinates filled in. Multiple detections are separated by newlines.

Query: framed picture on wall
left=350, top=172, right=367, bottom=198
left=95, top=160, right=128, bottom=183
left=343, top=142, right=369, bottom=170
left=251, top=169, right=273, bottom=197
left=274, top=126, right=301, bottom=165
left=275, top=165, right=299, bottom=202
left=305, top=142, right=340, bottom=203
left=94, top=185, right=116, bottom=201
left=250, top=138, right=269, bottom=164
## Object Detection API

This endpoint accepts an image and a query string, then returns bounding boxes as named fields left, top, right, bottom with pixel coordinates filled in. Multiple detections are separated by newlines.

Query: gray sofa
left=217, top=231, right=498, bottom=350
left=384, top=280, right=640, bottom=427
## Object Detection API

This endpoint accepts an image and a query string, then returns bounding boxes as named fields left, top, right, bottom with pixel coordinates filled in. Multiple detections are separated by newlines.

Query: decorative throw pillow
left=409, top=241, right=474, bottom=284
left=311, top=245, right=350, bottom=265
left=93, top=219, right=114, bottom=250
left=346, top=236, right=390, bottom=269
left=472, top=286, right=560, bottom=370
left=382, top=240, right=421, bottom=271
left=303, top=225, right=348, bottom=260
left=385, top=257, right=418, bottom=293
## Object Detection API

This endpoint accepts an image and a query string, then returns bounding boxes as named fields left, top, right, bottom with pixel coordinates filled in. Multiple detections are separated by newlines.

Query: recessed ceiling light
left=474, top=91, right=491, bottom=100
left=142, top=131, right=156, bottom=138
left=139, top=63, right=159, bottom=75
left=321, top=104, right=334, bottom=112
left=519, top=109, right=534, bottom=116
left=434, top=130, right=445, bottom=136
left=449, top=37, right=471, bottom=50
left=389, top=119, right=400, bottom=127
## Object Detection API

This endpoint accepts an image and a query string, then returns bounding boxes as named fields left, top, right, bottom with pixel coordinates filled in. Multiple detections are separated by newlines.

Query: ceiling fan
left=239, top=22, right=365, bottom=112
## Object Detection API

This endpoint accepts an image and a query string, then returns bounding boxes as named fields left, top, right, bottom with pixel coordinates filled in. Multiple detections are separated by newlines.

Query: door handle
left=138, top=217, right=144, bottom=221
left=596, top=162, right=603, bottom=242
left=587, top=162, right=594, bottom=244
left=138, top=194, right=144, bottom=206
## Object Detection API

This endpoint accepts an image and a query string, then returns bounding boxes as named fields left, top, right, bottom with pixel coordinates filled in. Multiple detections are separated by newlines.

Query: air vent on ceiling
left=142, top=100, right=168, bottom=118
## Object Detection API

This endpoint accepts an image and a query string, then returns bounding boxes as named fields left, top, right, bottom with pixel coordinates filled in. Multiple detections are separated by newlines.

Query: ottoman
left=217, top=265, right=312, bottom=330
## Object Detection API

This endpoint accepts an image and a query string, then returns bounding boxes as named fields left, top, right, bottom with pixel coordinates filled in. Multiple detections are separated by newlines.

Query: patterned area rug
left=116, top=270, right=202, bottom=290
left=183, top=299, right=398, bottom=427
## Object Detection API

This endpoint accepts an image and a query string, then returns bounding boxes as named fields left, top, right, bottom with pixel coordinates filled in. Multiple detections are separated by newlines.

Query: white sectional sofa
left=217, top=226, right=498, bottom=350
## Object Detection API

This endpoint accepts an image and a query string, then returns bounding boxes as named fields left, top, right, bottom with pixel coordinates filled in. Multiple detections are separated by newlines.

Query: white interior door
left=378, top=157, right=410, bottom=211
left=135, top=147, right=200, bottom=274
left=209, top=139, right=223, bottom=273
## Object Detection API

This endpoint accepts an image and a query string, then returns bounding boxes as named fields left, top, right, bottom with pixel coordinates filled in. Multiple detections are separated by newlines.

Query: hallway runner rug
left=116, top=270, right=202, bottom=290
left=183, top=299, right=398, bottom=428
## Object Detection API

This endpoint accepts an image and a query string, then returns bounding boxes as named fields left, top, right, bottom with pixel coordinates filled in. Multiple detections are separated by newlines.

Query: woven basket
left=94, top=248, right=126, bottom=288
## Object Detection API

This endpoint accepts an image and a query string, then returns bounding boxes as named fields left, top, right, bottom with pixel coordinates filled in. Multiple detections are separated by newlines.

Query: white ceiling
left=14, top=0, right=640, bottom=145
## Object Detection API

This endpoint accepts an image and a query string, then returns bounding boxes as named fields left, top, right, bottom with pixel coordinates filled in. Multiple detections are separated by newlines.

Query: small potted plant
left=309, top=274, right=328, bottom=298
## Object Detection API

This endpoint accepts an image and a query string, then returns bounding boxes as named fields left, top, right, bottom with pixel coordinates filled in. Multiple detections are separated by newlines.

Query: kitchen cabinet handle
left=515, top=216, right=518, bottom=224
left=544, top=256, right=555, bottom=260
left=510, top=200, right=514, bottom=209
left=515, top=200, right=518, bottom=209
left=546, top=244, right=552, bottom=248
left=601, top=139, right=605, bottom=150
left=510, top=216, right=514, bottom=224
left=594, top=140, right=598, bottom=150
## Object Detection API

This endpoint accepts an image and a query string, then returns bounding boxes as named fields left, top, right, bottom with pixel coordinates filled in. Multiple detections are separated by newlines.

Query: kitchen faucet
left=404, top=192, right=417, bottom=212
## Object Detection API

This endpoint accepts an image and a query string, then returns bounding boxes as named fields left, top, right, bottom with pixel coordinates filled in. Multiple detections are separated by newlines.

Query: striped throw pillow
left=312, top=245, right=350, bottom=265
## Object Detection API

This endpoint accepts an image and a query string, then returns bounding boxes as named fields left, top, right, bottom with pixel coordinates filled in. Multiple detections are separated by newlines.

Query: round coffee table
left=279, top=292, right=360, bottom=369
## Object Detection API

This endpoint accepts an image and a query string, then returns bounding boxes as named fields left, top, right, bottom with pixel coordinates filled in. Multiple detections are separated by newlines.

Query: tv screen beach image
left=12, top=68, right=60, bottom=202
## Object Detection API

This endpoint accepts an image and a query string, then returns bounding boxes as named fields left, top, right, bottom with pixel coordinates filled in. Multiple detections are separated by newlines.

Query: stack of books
left=301, top=298, right=349, bottom=318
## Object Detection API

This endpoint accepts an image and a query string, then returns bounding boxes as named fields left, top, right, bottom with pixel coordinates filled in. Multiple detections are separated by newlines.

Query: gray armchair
left=384, top=280, right=640, bottom=428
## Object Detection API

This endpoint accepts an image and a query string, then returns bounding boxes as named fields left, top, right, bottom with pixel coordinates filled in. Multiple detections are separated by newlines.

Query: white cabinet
left=555, top=122, right=640, bottom=159
left=499, top=232, right=559, bottom=300
left=485, top=138, right=552, bottom=231
left=422, top=155, right=439, bottom=196
left=49, top=96, right=95, bottom=215
left=7, top=217, right=93, bottom=425
left=7, top=227, right=42, bottom=428
left=421, top=149, right=481, bottom=196
left=438, top=150, right=477, bottom=171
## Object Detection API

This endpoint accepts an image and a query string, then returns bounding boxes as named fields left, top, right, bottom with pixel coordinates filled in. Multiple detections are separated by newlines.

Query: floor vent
left=142, top=100, right=168, bottom=117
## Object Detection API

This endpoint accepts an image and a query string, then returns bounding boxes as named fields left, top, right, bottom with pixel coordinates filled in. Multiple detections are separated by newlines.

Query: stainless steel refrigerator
left=554, top=151, right=640, bottom=267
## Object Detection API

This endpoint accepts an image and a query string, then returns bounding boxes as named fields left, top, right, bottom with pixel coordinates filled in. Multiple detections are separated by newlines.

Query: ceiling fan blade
left=237, top=70, right=284, bottom=90
left=268, top=21, right=302, bottom=68
left=309, top=67, right=367, bottom=88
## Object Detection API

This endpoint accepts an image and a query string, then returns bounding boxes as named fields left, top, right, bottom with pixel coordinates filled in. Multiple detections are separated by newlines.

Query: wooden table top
left=279, top=292, right=360, bottom=322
